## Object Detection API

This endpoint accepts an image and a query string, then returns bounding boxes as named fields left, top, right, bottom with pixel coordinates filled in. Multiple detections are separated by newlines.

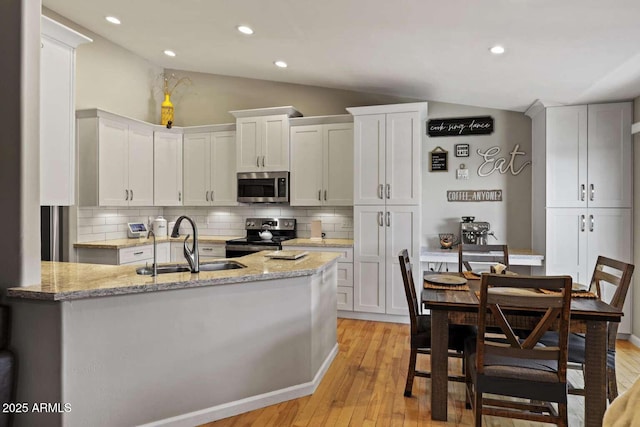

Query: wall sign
left=477, top=144, right=531, bottom=177
left=455, top=143, right=469, bottom=157
left=429, top=146, right=448, bottom=171
left=427, top=116, right=494, bottom=137
left=447, top=190, right=503, bottom=202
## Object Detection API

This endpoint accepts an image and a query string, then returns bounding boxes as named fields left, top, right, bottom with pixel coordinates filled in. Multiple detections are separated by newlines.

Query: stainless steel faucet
left=171, top=216, right=199, bottom=273
left=147, top=229, right=158, bottom=277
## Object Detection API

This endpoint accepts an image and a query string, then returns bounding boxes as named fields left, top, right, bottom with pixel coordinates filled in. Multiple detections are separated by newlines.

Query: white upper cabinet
left=348, top=103, right=426, bottom=206
left=231, top=106, right=302, bottom=172
left=154, top=131, right=183, bottom=206
left=183, top=127, right=237, bottom=206
left=40, top=16, right=91, bottom=206
left=77, top=111, right=154, bottom=207
left=290, top=118, right=353, bottom=206
left=545, top=103, right=631, bottom=208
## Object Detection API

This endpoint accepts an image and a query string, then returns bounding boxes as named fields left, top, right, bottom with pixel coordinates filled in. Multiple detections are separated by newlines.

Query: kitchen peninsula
left=7, top=252, right=340, bottom=426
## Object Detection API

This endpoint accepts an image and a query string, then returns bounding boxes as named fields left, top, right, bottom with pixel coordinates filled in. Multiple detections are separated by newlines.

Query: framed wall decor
left=430, top=146, right=448, bottom=172
left=455, top=143, right=469, bottom=157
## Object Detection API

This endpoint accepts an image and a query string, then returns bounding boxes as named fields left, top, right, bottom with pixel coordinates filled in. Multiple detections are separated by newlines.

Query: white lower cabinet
left=76, top=242, right=169, bottom=266
left=284, top=245, right=354, bottom=310
left=545, top=208, right=632, bottom=333
left=353, top=205, right=420, bottom=315
left=170, top=241, right=225, bottom=262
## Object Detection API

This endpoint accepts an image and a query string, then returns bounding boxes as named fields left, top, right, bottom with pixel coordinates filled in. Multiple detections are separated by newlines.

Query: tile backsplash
left=76, top=206, right=354, bottom=242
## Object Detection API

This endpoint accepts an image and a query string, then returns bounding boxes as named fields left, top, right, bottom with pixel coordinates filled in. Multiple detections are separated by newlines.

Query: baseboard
left=629, top=334, right=640, bottom=348
left=338, top=310, right=409, bottom=324
left=137, top=343, right=339, bottom=427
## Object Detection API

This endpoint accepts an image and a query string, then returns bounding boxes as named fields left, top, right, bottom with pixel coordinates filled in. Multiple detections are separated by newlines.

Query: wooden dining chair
left=465, top=273, right=573, bottom=427
left=539, top=256, right=634, bottom=403
left=398, top=249, right=475, bottom=397
left=458, top=244, right=509, bottom=273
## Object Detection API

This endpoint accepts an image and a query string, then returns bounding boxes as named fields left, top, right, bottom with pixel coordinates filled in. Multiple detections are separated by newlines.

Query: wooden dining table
left=422, top=273, right=623, bottom=427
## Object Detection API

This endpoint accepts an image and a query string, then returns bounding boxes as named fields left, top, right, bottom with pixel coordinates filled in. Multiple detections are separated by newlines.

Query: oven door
left=225, top=244, right=280, bottom=258
left=237, top=172, right=289, bottom=203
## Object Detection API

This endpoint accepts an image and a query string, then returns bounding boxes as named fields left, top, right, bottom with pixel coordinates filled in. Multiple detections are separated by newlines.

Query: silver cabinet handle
left=262, top=156, right=265, bottom=167
left=206, top=191, right=209, bottom=202
left=133, top=251, right=144, bottom=256
left=378, top=184, right=384, bottom=199
left=318, top=190, right=321, bottom=201
left=581, top=184, right=585, bottom=201
left=581, top=215, right=586, bottom=232
left=324, top=190, right=327, bottom=201
left=210, top=190, right=214, bottom=201
left=130, top=189, right=133, bottom=200
left=256, top=156, right=260, bottom=167
left=590, top=184, right=595, bottom=201
left=386, top=211, right=390, bottom=227
left=377, top=211, right=383, bottom=227
left=178, top=191, right=182, bottom=202
left=590, top=215, right=594, bottom=232
left=125, top=189, right=129, bottom=201
left=202, top=247, right=213, bottom=252
left=386, top=184, right=390, bottom=199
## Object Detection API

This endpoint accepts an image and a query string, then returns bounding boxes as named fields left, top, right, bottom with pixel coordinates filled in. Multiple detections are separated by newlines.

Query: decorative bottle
left=161, top=93, right=174, bottom=127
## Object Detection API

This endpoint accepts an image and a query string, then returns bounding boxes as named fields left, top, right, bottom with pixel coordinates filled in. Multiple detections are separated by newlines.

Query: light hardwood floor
left=202, top=318, right=640, bottom=427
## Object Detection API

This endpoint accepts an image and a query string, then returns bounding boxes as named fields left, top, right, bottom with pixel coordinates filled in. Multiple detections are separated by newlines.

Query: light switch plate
left=457, top=169, right=469, bottom=180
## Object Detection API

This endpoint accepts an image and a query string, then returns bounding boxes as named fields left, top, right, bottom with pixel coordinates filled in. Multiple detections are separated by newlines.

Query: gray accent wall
left=634, top=95, right=639, bottom=339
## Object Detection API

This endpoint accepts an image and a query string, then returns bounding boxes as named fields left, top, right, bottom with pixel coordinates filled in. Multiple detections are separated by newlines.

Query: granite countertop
left=74, top=235, right=240, bottom=249
left=282, top=238, right=353, bottom=248
left=7, top=252, right=341, bottom=302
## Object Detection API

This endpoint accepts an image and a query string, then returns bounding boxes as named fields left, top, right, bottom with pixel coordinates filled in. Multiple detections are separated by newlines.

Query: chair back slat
left=398, top=249, right=420, bottom=335
left=476, top=274, right=573, bottom=381
left=587, top=256, right=635, bottom=351
left=458, top=244, right=509, bottom=273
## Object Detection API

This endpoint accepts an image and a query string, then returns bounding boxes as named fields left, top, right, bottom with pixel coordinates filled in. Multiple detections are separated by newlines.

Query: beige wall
left=634, top=96, right=640, bottom=339
left=165, top=69, right=420, bottom=126
left=421, top=102, right=532, bottom=251
left=43, top=8, right=163, bottom=123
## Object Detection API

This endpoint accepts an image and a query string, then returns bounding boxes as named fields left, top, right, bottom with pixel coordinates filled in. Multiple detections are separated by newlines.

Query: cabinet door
left=324, top=123, right=354, bottom=206
left=353, top=206, right=386, bottom=313
left=353, top=115, right=385, bottom=205
left=236, top=117, right=261, bottom=172
left=210, top=131, right=238, bottom=206
left=545, top=208, right=589, bottom=284
left=262, top=115, right=289, bottom=171
left=546, top=106, right=588, bottom=208
left=154, top=132, right=183, bottom=206
left=183, top=133, right=211, bottom=206
left=385, top=112, right=421, bottom=205
left=40, top=36, right=74, bottom=206
left=98, top=118, right=129, bottom=206
left=586, top=208, right=632, bottom=334
left=587, top=103, right=632, bottom=208
left=155, top=242, right=171, bottom=264
left=290, top=125, right=323, bottom=206
left=385, top=205, right=420, bottom=315
left=127, top=126, right=154, bottom=206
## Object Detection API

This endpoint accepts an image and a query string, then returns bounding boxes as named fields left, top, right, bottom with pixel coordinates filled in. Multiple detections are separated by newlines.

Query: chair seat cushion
left=539, top=331, right=616, bottom=368
left=465, top=338, right=560, bottom=383
left=413, top=315, right=476, bottom=352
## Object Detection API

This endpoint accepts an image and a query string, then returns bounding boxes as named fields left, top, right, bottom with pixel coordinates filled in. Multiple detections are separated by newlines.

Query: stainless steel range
left=225, top=218, right=297, bottom=258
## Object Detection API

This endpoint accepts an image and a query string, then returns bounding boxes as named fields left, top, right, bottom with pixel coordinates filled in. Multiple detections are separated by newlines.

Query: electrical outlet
left=342, top=219, right=353, bottom=229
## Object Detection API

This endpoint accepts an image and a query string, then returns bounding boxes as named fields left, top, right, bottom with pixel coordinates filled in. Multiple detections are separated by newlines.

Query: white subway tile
left=77, top=233, right=106, bottom=243
left=93, top=225, right=118, bottom=233
left=78, top=217, right=106, bottom=226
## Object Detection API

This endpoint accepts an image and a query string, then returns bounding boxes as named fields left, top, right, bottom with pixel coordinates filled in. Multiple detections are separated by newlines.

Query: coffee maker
left=460, top=217, right=493, bottom=245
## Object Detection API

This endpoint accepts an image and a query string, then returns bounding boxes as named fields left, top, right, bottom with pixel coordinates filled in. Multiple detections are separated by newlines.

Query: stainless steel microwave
left=237, top=171, right=289, bottom=203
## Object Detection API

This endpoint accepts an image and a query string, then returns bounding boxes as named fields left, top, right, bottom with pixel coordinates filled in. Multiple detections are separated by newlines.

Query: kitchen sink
left=136, top=261, right=246, bottom=275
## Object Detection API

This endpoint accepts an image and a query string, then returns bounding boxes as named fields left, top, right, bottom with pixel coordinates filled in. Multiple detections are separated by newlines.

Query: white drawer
left=337, top=286, right=353, bottom=311
left=286, top=246, right=353, bottom=262
left=199, top=243, right=225, bottom=258
left=119, top=245, right=153, bottom=264
left=337, top=263, right=353, bottom=288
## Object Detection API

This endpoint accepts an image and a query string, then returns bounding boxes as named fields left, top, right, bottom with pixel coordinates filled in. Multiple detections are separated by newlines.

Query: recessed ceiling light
left=237, top=25, right=254, bottom=35
left=164, top=50, right=176, bottom=57
left=274, top=60, right=288, bottom=68
left=489, top=45, right=505, bottom=55
left=105, top=16, right=121, bottom=25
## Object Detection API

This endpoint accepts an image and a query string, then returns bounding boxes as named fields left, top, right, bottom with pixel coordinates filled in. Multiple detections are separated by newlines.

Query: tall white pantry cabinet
left=528, top=101, right=633, bottom=334
left=347, top=103, right=427, bottom=316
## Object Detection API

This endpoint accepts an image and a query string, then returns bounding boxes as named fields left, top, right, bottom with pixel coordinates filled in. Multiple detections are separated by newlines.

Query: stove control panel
left=245, top=218, right=296, bottom=231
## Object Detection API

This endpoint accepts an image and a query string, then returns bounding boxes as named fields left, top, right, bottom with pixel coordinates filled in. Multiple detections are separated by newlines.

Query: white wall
left=421, top=102, right=532, bottom=249
left=76, top=206, right=353, bottom=242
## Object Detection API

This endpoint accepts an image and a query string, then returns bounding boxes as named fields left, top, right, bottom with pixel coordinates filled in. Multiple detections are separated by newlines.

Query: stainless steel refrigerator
left=41, top=206, right=65, bottom=261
